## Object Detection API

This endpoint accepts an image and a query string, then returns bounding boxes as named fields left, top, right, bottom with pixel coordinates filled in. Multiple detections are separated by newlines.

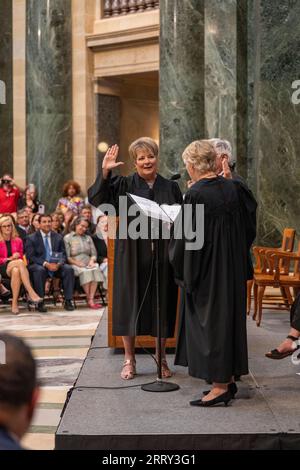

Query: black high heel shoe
left=27, top=299, right=47, bottom=313
left=0, top=290, right=11, bottom=304
left=203, top=382, right=238, bottom=399
left=190, top=390, right=232, bottom=407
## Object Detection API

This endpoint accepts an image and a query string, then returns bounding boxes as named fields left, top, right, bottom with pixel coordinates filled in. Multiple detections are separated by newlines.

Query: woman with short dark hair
left=64, top=216, right=104, bottom=309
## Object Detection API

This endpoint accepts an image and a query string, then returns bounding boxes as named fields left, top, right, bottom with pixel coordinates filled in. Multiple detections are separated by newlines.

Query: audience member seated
left=51, top=212, right=63, bottom=234
left=0, top=333, right=39, bottom=450
left=0, top=215, right=43, bottom=315
left=64, top=216, right=103, bottom=309
left=17, top=184, right=41, bottom=213
left=80, top=205, right=96, bottom=236
left=62, top=210, right=76, bottom=236
left=92, top=214, right=108, bottom=290
left=29, top=213, right=40, bottom=234
left=25, top=214, right=75, bottom=312
left=266, top=293, right=300, bottom=359
left=0, top=175, right=20, bottom=215
left=56, top=180, right=84, bottom=216
left=16, top=209, right=31, bottom=242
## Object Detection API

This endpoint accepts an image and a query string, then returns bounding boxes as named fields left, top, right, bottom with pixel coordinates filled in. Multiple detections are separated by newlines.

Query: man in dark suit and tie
left=16, top=209, right=31, bottom=244
left=25, top=214, right=75, bottom=312
left=0, top=333, right=38, bottom=450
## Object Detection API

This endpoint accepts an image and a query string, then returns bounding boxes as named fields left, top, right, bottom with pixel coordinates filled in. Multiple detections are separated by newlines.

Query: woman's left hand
left=222, top=159, right=232, bottom=179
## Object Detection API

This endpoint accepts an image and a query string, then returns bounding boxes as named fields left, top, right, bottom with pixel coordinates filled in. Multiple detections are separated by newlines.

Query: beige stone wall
left=13, top=0, right=26, bottom=188
left=11, top=0, right=160, bottom=193
left=72, top=0, right=96, bottom=194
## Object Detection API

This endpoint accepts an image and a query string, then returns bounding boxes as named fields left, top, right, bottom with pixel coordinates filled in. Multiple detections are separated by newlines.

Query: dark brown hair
left=0, top=333, right=37, bottom=407
left=62, top=180, right=81, bottom=197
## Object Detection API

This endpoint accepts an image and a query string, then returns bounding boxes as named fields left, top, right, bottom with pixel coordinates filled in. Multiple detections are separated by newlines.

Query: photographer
left=0, top=175, right=21, bottom=216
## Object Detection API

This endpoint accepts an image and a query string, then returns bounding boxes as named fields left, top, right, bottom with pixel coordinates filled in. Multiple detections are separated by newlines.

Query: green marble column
left=0, top=0, right=13, bottom=175
left=205, top=0, right=248, bottom=180
left=159, top=0, right=205, bottom=184
left=248, top=0, right=300, bottom=245
left=26, top=0, right=72, bottom=211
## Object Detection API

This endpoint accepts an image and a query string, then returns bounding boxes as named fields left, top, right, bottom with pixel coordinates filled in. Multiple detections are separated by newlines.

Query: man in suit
left=16, top=209, right=31, bottom=243
left=0, top=333, right=38, bottom=450
left=26, top=214, right=75, bottom=312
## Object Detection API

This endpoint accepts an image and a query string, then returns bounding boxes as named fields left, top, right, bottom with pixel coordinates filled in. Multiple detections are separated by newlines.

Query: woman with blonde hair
left=169, top=140, right=257, bottom=407
left=88, top=137, right=182, bottom=380
left=0, top=215, right=43, bottom=314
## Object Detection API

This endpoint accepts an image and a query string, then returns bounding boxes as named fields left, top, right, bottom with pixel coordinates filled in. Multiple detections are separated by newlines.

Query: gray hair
left=182, top=140, right=217, bottom=174
left=209, top=138, right=236, bottom=168
left=71, top=215, right=90, bottom=232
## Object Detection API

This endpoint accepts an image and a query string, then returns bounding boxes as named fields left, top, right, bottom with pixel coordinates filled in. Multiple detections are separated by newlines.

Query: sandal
left=161, top=358, right=172, bottom=378
left=121, top=359, right=136, bottom=380
left=265, top=335, right=300, bottom=359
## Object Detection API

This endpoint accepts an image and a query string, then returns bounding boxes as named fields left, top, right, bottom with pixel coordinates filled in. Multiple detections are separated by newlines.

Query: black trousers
left=291, top=293, right=300, bottom=331
left=28, top=264, right=75, bottom=300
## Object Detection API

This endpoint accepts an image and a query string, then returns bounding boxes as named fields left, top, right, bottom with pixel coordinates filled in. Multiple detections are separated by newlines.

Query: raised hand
left=222, top=159, right=232, bottom=179
left=102, top=144, right=124, bottom=179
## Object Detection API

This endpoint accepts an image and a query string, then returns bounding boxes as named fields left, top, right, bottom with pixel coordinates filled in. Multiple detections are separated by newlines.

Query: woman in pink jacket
left=0, top=215, right=42, bottom=314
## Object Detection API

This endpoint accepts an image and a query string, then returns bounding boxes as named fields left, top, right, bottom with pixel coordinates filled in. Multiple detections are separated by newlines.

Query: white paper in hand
left=160, top=204, right=181, bottom=223
left=127, top=194, right=171, bottom=223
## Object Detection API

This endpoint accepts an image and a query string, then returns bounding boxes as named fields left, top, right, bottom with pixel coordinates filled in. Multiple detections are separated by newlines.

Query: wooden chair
left=247, top=228, right=296, bottom=315
left=253, top=241, right=300, bottom=326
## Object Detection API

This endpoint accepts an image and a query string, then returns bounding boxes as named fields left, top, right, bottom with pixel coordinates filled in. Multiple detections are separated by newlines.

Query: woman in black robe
left=169, top=140, right=257, bottom=407
left=88, top=137, right=182, bottom=380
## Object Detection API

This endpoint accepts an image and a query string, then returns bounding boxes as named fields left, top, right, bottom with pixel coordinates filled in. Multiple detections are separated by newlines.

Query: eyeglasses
left=1, top=224, right=12, bottom=228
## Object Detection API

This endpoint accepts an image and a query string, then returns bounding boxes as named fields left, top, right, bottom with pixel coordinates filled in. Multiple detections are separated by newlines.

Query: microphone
left=170, top=173, right=181, bottom=181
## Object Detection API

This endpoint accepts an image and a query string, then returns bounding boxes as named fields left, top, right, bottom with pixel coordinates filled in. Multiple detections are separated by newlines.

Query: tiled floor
left=0, top=302, right=104, bottom=450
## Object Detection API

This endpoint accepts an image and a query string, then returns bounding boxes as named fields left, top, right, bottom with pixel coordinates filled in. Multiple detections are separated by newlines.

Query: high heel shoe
left=0, top=290, right=11, bottom=304
left=190, top=390, right=232, bottom=407
left=203, top=382, right=238, bottom=399
left=27, top=299, right=47, bottom=313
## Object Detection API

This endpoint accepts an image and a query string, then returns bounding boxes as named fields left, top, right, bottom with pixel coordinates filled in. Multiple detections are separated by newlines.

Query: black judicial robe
left=88, top=171, right=182, bottom=337
left=169, top=177, right=257, bottom=383
left=291, top=293, right=300, bottom=331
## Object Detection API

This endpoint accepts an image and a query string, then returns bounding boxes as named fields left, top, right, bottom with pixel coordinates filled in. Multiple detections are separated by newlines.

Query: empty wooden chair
left=253, top=241, right=300, bottom=326
left=247, top=228, right=296, bottom=315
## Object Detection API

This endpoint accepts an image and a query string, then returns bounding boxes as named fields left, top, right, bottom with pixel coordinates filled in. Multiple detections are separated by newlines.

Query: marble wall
left=248, top=0, right=300, bottom=244
left=26, top=0, right=72, bottom=211
left=159, top=0, right=205, bottom=185
left=96, top=94, right=121, bottom=173
left=205, top=0, right=237, bottom=161
left=0, top=0, right=13, bottom=175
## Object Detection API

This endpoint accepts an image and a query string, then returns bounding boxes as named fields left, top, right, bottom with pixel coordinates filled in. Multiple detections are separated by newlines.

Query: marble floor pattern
left=0, top=302, right=104, bottom=450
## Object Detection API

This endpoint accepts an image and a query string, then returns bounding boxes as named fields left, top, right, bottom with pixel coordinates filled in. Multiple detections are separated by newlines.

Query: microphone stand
left=142, top=220, right=180, bottom=393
